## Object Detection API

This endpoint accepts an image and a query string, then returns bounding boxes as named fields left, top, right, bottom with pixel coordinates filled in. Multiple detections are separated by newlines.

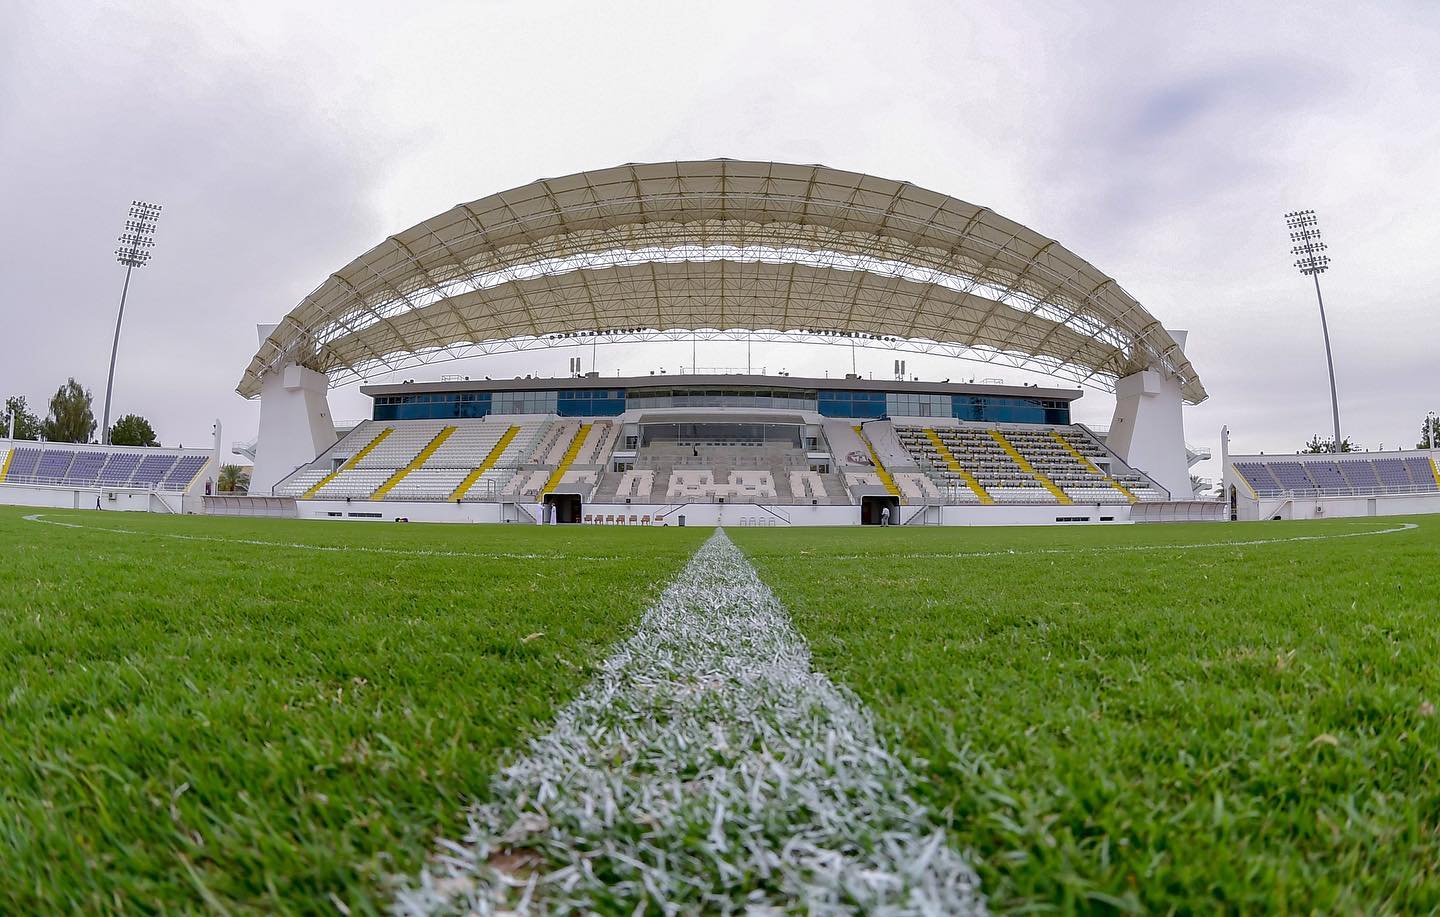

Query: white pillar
left=209, top=418, right=222, bottom=495
left=250, top=361, right=336, bottom=496
left=1106, top=331, right=1192, bottom=500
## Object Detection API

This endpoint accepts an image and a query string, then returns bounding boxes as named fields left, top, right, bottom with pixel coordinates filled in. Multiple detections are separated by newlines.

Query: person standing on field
left=879, top=504, right=891, bottom=526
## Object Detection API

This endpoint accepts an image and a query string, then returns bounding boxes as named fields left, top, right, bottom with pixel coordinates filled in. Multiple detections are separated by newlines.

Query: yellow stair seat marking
left=0, top=447, right=14, bottom=482
left=923, top=429, right=993, bottom=504
left=1051, top=430, right=1136, bottom=503
left=989, top=429, right=1073, bottom=504
left=1430, top=457, right=1440, bottom=488
left=301, top=426, right=393, bottom=499
left=449, top=425, right=520, bottom=501
left=371, top=425, right=457, bottom=500
left=541, top=423, right=592, bottom=497
left=853, top=425, right=902, bottom=501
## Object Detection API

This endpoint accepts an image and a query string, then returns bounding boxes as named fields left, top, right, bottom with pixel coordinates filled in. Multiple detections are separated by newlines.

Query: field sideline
left=3, top=507, right=1437, bottom=912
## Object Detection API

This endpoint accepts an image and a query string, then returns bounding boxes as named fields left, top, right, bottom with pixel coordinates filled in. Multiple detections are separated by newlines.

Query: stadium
left=5, top=161, right=1437, bottom=525
left=4, top=159, right=1439, bottom=914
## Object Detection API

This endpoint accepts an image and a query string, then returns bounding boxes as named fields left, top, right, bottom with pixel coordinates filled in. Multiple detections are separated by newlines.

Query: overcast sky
left=3, top=1, right=1437, bottom=477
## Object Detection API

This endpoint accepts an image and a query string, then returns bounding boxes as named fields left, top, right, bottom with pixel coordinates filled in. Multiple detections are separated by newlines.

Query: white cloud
left=2, top=0, right=1437, bottom=475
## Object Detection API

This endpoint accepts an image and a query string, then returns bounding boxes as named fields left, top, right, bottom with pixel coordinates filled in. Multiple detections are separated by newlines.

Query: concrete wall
left=1107, top=367, right=1189, bottom=499
left=251, top=362, right=336, bottom=496
left=288, top=498, right=1143, bottom=526
left=0, top=482, right=177, bottom=513
left=1239, top=491, right=1440, bottom=521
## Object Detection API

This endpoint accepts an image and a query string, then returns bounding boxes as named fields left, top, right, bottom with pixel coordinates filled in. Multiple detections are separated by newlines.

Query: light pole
left=102, top=201, right=162, bottom=445
left=1284, top=209, right=1341, bottom=450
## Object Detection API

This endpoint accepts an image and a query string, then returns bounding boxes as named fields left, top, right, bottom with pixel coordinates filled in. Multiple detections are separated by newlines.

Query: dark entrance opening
left=543, top=492, right=583, bottom=523
left=860, top=495, right=900, bottom=526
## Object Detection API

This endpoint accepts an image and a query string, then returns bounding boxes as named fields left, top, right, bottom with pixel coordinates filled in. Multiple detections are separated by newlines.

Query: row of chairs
left=582, top=513, right=659, bottom=525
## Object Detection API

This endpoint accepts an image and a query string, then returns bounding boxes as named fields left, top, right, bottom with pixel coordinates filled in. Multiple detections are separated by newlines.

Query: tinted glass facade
left=374, top=386, right=1070, bottom=423
left=627, top=387, right=817, bottom=411
left=817, top=390, right=886, bottom=418
left=951, top=395, right=1069, bottom=424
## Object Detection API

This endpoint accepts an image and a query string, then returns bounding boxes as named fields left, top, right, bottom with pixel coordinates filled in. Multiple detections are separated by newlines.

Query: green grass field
left=4, top=506, right=1437, bottom=913
left=733, top=517, right=1440, bottom=913
left=0, top=507, right=706, bottom=913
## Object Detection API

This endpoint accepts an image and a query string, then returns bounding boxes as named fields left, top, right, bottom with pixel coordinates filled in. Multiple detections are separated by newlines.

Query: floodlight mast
left=102, top=201, right=161, bottom=445
left=1284, top=209, right=1342, bottom=450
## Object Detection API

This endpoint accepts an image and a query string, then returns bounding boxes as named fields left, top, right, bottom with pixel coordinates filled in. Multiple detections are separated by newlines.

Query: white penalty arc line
left=822, top=520, right=1420, bottom=561
left=19, top=513, right=628, bottom=563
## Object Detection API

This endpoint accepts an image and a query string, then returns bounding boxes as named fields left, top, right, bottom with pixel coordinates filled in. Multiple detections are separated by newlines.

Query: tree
left=41, top=379, right=96, bottom=444
left=1302, top=434, right=1356, bottom=454
left=109, top=413, right=158, bottom=447
left=2, top=395, right=42, bottom=440
left=1419, top=413, right=1440, bottom=450
left=218, top=464, right=250, bottom=494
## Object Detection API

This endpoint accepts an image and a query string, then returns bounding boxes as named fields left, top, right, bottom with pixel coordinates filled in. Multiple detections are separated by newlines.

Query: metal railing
left=1250, top=483, right=1439, bottom=499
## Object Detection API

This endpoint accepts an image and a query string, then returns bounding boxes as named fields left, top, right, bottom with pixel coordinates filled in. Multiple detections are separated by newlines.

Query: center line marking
left=395, top=528, right=986, bottom=915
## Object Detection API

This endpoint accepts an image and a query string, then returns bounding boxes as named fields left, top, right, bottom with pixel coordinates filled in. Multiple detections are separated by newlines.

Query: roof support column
left=250, top=326, right=336, bottom=495
left=1106, top=329, right=1191, bottom=500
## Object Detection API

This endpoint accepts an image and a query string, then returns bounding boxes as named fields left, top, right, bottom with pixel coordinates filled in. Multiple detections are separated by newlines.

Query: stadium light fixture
left=1284, top=209, right=1342, bottom=450
left=102, top=201, right=162, bottom=445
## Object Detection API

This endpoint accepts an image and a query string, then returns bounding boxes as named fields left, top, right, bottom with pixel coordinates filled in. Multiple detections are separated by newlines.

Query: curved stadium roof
left=238, top=159, right=1205, bottom=403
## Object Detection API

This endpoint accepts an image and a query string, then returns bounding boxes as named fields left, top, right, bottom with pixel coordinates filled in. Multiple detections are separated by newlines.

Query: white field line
left=19, top=513, right=623, bottom=562
left=394, top=528, right=986, bottom=916
left=821, top=520, right=1420, bottom=561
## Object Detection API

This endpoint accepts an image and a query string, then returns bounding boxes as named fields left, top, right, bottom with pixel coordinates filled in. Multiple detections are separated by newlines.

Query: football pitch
left=2, top=506, right=1437, bottom=913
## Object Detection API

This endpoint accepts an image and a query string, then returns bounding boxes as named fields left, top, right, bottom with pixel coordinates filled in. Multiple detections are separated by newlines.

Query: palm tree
left=218, top=464, right=250, bottom=494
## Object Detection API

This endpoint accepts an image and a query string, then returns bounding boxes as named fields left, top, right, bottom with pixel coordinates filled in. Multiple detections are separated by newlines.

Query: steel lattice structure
left=238, top=160, right=1205, bottom=403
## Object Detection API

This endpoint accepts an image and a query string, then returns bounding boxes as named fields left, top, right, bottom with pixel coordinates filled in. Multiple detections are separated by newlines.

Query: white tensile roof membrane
left=238, top=159, right=1205, bottom=403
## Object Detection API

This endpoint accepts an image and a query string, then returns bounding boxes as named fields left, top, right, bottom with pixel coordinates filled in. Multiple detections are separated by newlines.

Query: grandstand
left=244, top=371, right=1211, bottom=525
left=0, top=440, right=214, bottom=513
left=1224, top=435, right=1440, bottom=520
left=215, top=159, right=1225, bottom=526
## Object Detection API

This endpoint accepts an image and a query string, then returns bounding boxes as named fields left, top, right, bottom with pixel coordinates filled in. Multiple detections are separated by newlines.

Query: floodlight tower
left=1284, top=209, right=1342, bottom=449
left=102, top=201, right=162, bottom=445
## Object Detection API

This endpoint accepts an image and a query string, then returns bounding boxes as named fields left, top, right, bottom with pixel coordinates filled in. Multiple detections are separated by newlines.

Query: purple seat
left=130, top=454, right=177, bottom=487
left=1235, top=462, right=1284, bottom=496
left=161, top=455, right=208, bottom=490
left=1338, top=460, right=1381, bottom=491
left=1374, top=458, right=1411, bottom=491
left=98, top=452, right=142, bottom=486
left=1268, top=462, right=1317, bottom=494
left=1404, top=457, right=1439, bottom=492
left=36, top=449, right=76, bottom=484
left=1306, top=461, right=1349, bottom=494
left=66, top=451, right=108, bottom=485
left=6, top=447, right=42, bottom=481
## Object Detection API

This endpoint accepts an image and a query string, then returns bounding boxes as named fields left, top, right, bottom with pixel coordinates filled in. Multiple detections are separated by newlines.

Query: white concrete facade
left=1224, top=444, right=1440, bottom=521
left=290, top=497, right=1142, bottom=527
left=1106, top=330, right=1192, bottom=500
left=0, top=481, right=197, bottom=514
left=250, top=357, right=336, bottom=497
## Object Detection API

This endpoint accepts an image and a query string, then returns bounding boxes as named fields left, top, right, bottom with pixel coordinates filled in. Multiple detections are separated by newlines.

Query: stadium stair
left=989, top=430, right=1073, bottom=504
left=541, top=423, right=592, bottom=497
left=0, top=447, right=13, bottom=482
left=370, top=425, right=457, bottom=500
left=853, top=425, right=902, bottom=501
left=301, top=426, right=393, bottom=499
left=1432, top=458, right=1440, bottom=488
left=449, top=425, right=521, bottom=501
left=922, top=429, right=993, bottom=504
left=1051, top=430, right=1136, bottom=503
